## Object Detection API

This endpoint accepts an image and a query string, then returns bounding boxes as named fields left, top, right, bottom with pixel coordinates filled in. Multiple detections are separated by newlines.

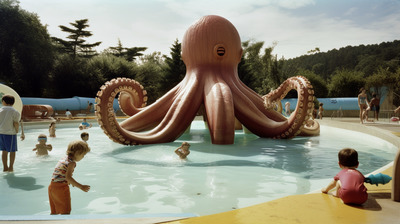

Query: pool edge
left=164, top=118, right=400, bottom=224
left=7, top=118, right=400, bottom=224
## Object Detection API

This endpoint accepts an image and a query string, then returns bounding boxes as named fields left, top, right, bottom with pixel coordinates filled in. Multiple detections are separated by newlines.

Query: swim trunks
left=0, top=134, right=17, bottom=152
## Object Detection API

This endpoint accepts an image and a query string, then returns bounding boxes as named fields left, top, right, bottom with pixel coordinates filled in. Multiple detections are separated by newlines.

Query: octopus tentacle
left=95, top=15, right=319, bottom=146
left=117, top=79, right=147, bottom=116
left=262, top=76, right=318, bottom=136
left=95, top=78, right=174, bottom=144
left=262, top=76, right=314, bottom=138
left=119, top=82, right=183, bottom=131
left=204, top=73, right=235, bottom=144
left=96, top=78, right=176, bottom=133
left=230, top=82, right=286, bottom=136
left=95, top=75, right=202, bottom=145
left=224, top=72, right=286, bottom=122
left=231, top=76, right=313, bottom=139
left=126, top=74, right=203, bottom=143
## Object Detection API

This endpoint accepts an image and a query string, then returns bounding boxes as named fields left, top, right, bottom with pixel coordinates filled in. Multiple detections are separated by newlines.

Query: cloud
left=274, top=0, right=316, bottom=9
left=18, top=0, right=400, bottom=59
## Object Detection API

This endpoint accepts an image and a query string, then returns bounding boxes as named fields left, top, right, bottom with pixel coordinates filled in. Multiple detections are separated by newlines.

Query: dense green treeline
left=286, top=41, right=400, bottom=79
left=1, top=0, right=399, bottom=106
left=282, top=41, right=400, bottom=104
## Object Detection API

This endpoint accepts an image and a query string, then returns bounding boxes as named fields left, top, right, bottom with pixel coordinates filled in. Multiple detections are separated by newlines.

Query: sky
left=18, top=0, right=400, bottom=59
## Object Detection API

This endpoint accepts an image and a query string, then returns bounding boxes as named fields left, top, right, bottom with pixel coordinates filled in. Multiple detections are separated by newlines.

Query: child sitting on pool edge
left=321, top=148, right=368, bottom=205
left=32, top=134, right=52, bottom=156
left=48, top=140, right=91, bottom=215
left=175, top=142, right=191, bottom=159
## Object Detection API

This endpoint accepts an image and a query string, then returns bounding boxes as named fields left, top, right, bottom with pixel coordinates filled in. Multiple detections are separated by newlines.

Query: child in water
left=321, top=148, right=368, bottom=205
left=49, top=122, right=56, bottom=137
left=48, top=140, right=91, bottom=214
left=79, top=118, right=92, bottom=130
left=32, top=134, right=52, bottom=156
left=81, top=132, right=89, bottom=143
left=318, top=103, right=324, bottom=119
left=284, top=102, right=291, bottom=116
left=175, top=142, right=191, bottom=159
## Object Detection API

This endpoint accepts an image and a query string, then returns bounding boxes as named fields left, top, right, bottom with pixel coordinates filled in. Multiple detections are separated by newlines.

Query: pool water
left=0, top=121, right=397, bottom=216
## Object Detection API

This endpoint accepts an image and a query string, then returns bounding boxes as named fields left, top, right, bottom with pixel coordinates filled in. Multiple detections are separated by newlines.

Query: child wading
left=0, top=94, right=24, bottom=172
left=48, top=140, right=90, bottom=214
left=33, top=134, right=52, bottom=156
left=175, top=142, right=191, bottom=159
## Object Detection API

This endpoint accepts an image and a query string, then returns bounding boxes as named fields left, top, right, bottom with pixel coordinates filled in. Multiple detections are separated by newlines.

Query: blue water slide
left=282, top=86, right=388, bottom=111
left=21, top=96, right=119, bottom=112
left=283, top=98, right=359, bottom=111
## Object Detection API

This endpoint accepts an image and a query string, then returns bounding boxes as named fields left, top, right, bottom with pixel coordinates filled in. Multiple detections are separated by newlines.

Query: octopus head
left=181, top=15, right=243, bottom=67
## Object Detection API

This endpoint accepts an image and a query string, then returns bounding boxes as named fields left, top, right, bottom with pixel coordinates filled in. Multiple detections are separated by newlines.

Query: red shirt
left=334, top=168, right=368, bottom=204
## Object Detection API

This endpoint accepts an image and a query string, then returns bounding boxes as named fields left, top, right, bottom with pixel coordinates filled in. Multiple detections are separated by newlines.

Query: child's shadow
left=348, top=193, right=392, bottom=211
left=3, top=173, right=44, bottom=191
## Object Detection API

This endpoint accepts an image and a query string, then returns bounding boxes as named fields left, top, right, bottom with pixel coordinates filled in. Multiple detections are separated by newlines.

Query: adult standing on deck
left=358, top=88, right=368, bottom=124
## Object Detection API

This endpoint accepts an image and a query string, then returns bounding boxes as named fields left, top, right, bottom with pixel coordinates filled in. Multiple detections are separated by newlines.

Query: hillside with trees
left=282, top=41, right=400, bottom=104
left=1, top=0, right=399, bottom=106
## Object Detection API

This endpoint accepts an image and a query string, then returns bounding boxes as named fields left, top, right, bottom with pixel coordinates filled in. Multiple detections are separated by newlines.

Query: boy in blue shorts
left=0, top=95, right=23, bottom=172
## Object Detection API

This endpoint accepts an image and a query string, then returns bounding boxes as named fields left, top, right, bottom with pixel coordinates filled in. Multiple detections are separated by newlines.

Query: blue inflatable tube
left=20, top=95, right=383, bottom=113
left=21, top=96, right=119, bottom=112
left=283, top=98, right=366, bottom=111
left=282, top=87, right=387, bottom=111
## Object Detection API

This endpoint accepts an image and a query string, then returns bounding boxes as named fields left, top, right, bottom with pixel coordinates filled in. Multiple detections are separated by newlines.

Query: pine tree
left=108, top=39, right=147, bottom=61
left=52, top=19, right=101, bottom=58
left=161, top=39, right=186, bottom=93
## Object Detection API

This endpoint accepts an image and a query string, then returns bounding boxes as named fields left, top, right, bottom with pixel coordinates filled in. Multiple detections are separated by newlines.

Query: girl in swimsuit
left=358, top=88, right=368, bottom=124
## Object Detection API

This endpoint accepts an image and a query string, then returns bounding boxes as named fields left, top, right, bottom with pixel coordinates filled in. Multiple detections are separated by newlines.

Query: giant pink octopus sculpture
left=95, top=15, right=316, bottom=145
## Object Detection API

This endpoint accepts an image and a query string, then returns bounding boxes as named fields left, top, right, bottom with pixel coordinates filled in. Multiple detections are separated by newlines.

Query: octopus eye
left=217, top=47, right=225, bottom=56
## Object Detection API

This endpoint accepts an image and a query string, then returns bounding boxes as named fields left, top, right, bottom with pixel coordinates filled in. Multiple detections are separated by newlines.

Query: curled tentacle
left=95, top=16, right=319, bottom=146
left=95, top=76, right=202, bottom=145
left=231, top=76, right=313, bottom=139
left=298, top=119, right=320, bottom=136
left=95, top=78, right=173, bottom=144
left=263, top=76, right=315, bottom=138
left=117, top=79, right=147, bottom=116
left=263, top=76, right=319, bottom=137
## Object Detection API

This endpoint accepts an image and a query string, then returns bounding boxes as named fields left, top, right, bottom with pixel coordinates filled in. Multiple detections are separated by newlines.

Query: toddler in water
left=318, top=103, right=324, bottom=119
left=80, top=132, right=89, bottom=142
left=32, top=134, right=52, bottom=156
left=48, top=140, right=91, bottom=214
left=79, top=118, right=92, bottom=130
left=49, top=122, right=56, bottom=137
left=175, top=142, right=191, bottom=159
left=321, top=148, right=368, bottom=205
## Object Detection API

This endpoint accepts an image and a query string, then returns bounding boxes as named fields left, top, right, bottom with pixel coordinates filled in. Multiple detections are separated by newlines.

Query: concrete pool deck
left=1, top=117, right=399, bottom=223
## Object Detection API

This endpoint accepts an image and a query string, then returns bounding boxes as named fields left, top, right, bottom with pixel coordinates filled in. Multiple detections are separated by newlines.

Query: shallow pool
left=0, top=120, right=397, bottom=216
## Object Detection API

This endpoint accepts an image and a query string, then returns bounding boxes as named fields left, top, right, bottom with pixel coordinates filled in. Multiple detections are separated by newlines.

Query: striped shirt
left=51, top=156, right=75, bottom=183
